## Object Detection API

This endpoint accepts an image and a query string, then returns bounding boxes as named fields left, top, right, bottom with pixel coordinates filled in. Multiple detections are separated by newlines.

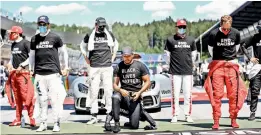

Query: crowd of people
left=0, top=14, right=260, bottom=133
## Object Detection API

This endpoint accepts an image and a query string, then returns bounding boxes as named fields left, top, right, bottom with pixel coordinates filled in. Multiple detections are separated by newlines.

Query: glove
left=83, top=33, right=89, bottom=43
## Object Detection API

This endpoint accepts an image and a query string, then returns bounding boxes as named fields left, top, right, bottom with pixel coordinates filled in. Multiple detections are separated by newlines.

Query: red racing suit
left=204, top=60, right=247, bottom=120
left=5, top=70, right=34, bottom=121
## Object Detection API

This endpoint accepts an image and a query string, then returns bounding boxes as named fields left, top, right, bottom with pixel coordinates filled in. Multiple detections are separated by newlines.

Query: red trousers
left=5, top=71, right=34, bottom=121
left=212, top=66, right=239, bottom=120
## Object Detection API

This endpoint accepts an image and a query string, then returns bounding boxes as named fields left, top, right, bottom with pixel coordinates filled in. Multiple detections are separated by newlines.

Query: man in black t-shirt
left=111, top=46, right=152, bottom=133
left=206, top=15, right=247, bottom=129
left=29, top=15, right=69, bottom=132
left=5, top=26, right=35, bottom=127
left=241, top=23, right=261, bottom=121
left=80, top=17, right=119, bottom=125
left=164, top=19, right=197, bottom=123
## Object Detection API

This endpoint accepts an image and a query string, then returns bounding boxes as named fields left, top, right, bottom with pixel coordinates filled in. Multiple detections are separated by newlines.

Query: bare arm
left=113, top=77, right=121, bottom=92
left=139, top=74, right=151, bottom=94
left=58, top=45, right=69, bottom=70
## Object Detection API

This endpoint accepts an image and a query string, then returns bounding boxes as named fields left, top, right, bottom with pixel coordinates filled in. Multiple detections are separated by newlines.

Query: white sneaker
left=171, top=116, right=178, bottom=123
left=52, top=122, right=60, bottom=132
left=185, top=115, right=194, bottom=123
left=86, top=117, right=97, bottom=125
left=36, top=122, right=47, bottom=132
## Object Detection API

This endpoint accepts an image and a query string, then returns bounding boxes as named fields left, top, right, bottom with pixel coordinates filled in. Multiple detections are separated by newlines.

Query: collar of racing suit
left=40, top=29, right=51, bottom=37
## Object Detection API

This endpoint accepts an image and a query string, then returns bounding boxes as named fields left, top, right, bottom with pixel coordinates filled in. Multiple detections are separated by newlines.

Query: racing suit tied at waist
left=204, top=60, right=248, bottom=110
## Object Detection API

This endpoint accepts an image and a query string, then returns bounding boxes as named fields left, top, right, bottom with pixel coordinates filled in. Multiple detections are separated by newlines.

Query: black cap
left=95, top=17, right=107, bottom=26
left=122, top=46, right=133, bottom=55
left=37, top=15, right=49, bottom=24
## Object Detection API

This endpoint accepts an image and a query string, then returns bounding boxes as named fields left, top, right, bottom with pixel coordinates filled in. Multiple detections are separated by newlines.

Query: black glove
left=83, top=33, right=89, bottom=43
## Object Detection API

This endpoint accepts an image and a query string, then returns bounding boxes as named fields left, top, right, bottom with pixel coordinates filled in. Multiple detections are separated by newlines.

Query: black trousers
left=111, top=91, right=156, bottom=129
left=249, top=71, right=261, bottom=112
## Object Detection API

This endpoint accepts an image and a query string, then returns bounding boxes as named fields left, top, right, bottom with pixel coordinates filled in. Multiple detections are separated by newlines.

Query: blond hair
left=221, top=15, right=232, bottom=25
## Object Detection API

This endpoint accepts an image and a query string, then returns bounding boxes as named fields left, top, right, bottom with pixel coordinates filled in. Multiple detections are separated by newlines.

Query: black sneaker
left=124, top=122, right=131, bottom=127
left=144, top=125, right=157, bottom=130
left=104, top=122, right=112, bottom=131
left=248, top=112, right=255, bottom=121
left=113, top=122, right=121, bottom=133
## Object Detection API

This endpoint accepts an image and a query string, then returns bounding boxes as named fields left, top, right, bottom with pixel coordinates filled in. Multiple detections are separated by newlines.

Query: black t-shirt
left=84, top=31, right=115, bottom=67
left=208, top=27, right=241, bottom=60
left=164, top=35, right=196, bottom=75
left=30, top=32, right=62, bottom=75
left=114, top=60, right=149, bottom=92
left=11, top=39, right=30, bottom=69
left=246, top=33, right=261, bottom=64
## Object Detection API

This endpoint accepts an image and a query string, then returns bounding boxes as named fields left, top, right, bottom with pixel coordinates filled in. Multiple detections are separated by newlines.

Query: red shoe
left=231, top=119, right=239, bottom=128
left=30, top=118, right=36, bottom=127
left=212, top=120, right=219, bottom=130
left=9, top=119, right=21, bottom=126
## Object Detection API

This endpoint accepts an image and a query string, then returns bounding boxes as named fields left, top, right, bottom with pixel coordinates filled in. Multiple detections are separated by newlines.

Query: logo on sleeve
left=174, top=42, right=190, bottom=48
left=217, top=39, right=235, bottom=46
left=12, top=48, right=22, bottom=54
left=36, top=41, right=53, bottom=49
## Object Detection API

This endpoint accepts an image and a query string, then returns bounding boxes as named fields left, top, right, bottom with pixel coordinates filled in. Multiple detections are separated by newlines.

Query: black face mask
left=97, top=26, right=105, bottom=33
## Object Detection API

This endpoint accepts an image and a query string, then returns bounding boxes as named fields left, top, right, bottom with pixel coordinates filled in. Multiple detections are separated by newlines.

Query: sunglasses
left=177, top=26, right=186, bottom=29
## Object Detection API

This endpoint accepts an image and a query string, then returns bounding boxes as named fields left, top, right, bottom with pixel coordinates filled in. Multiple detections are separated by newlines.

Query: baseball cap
left=8, top=26, right=23, bottom=34
left=95, top=17, right=107, bottom=26
left=176, top=19, right=187, bottom=26
left=122, top=46, right=133, bottom=55
left=37, top=15, right=49, bottom=24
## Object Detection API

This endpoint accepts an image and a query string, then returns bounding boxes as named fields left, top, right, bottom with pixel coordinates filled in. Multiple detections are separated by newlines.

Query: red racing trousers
left=212, top=66, right=239, bottom=120
left=5, top=71, right=34, bottom=121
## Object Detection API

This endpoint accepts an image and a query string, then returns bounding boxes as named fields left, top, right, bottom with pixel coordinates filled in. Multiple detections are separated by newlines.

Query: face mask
left=222, top=28, right=230, bottom=35
left=97, top=26, right=105, bottom=33
left=9, top=33, right=18, bottom=41
left=178, top=28, right=186, bottom=35
left=39, top=26, right=47, bottom=33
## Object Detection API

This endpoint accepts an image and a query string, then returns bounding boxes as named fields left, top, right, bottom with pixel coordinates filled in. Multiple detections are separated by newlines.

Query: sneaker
left=144, top=125, right=157, bottom=130
left=113, top=122, right=121, bottom=133
left=36, top=122, right=47, bottom=132
left=104, top=122, right=112, bottom=131
left=86, top=117, right=97, bottom=125
left=170, top=116, right=178, bottom=123
left=53, top=122, right=60, bottom=132
left=30, top=118, right=36, bottom=127
left=124, top=122, right=131, bottom=127
left=185, top=115, right=194, bottom=123
left=248, top=112, right=255, bottom=121
left=9, top=119, right=21, bottom=126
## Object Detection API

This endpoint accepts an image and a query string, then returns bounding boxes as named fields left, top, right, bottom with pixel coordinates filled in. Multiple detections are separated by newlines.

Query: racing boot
left=248, top=112, right=255, bottom=121
left=212, top=119, right=219, bottom=130
left=9, top=119, right=21, bottom=126
left=231, top=119, right=239, bottom=128
left=30, top=117, right=36, bottom=127
left=104, top=114, right=113, bottom=131
left=113, top=122, right=121, bottom=133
